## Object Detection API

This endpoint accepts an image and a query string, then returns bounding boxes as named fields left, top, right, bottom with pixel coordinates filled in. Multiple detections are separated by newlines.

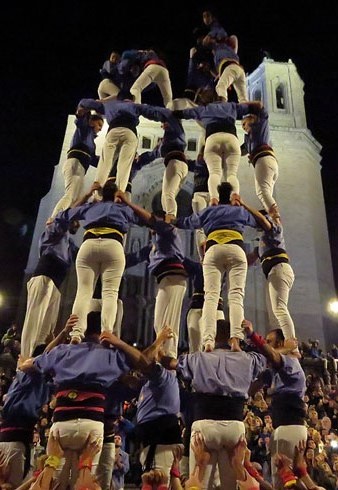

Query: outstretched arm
left=243, top=319, right=283, bottom=369
left=115, top=190, right=152, bottom=223
left=100, top=331, right=152, bottom=374
left=239, top=197, right=271, bottom=231
left=142, top=326, right=174, bottom=363
left=72, top=182, right=101, bottom=208
left=44, top=314, right=79, bottom=353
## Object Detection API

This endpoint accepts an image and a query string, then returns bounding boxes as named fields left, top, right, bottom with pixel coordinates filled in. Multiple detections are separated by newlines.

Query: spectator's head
left=321, top=416, right=332, bottom=432
left=114, top=434, right=122, bottom=447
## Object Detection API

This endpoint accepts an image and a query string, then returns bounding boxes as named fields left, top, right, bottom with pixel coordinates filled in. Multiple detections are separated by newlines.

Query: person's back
left=135, top=363, right=182, bottom=481
left=20, top=218, right=80, bottom=359
left=169, top=320, right=267, bottom=490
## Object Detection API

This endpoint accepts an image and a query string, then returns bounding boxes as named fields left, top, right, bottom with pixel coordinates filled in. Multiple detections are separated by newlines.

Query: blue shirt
left=243, top=107, right=271, bottom=153
left=34, top=342, right=132, bottom=388
left=38, top=217, right=78, bottom=267
left=175, top=204, right=257, bottom=237
left=2, top=371, right=52, bottom=422
left=258, top=215, right=286, bottom=257
left=177, top=101, right=252, bottom=128
left=177, top=350, right=267, bottom=398
left=57, top=201, right=142, bottom=233
left=136, top=363, right=180, bottom=424
left=261, top=355, right=306, bottom=398
left=70, top=110, right=99, bottom=168
left=213, top=42, right=239, bottom=69
left=148, top=220, right=186, bottom=274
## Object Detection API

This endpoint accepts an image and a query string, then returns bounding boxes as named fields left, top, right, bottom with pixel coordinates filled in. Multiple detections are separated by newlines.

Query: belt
left=207, top=229, right=243, bottom=244
left=261, top=252, right=289, bottom=265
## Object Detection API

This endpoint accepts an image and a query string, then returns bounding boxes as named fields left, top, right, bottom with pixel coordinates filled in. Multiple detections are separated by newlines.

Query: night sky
left=0, top=2, right=337, bottom=325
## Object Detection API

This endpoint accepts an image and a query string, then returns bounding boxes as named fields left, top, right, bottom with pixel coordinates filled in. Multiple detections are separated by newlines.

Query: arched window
left=141, top=136, right=152, bottom=149
left=187, top=139, right=197, bottom=152
left=253, top=88, right=262, bottom=101
left=276, top=83, right=285, bottom=109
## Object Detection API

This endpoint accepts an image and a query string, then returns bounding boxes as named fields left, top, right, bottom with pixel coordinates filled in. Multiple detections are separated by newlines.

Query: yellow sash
left=84, top=227, right=124, bottom=238
left=261, top=252, right=289, bottom=264
left=207, top=229, right=243, bottom=244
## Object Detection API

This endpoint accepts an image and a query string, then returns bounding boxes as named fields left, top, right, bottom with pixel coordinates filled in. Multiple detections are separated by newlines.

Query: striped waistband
left=250, top=145, right=276, bottom=166
left=67, top=148, right=91, bottom=158
left=218, top=58, right=240, bottom=75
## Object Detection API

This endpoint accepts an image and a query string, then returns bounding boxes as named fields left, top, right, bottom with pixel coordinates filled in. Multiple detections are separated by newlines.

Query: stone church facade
left=20, top=58, right=337, bottom=350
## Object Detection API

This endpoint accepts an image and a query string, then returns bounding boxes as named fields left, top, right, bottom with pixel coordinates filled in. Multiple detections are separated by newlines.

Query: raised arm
left=115, top=190, right=152, bottom=223
left=242, top=319, right=283, bottom=369
left=72, top=182, right=101, bottom=208
left=99, top=331, right=152, bottom=374
left=239, top=197, right=271, bottom=231
left=43, top=314, right=78, bottom=353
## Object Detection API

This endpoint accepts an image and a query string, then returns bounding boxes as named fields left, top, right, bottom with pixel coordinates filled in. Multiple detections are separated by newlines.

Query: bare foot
left=70, top=336, right=81, bottom=345
left=165, top=213, right=175, bottom=224
left=203, top=342, right=215, bottom=352
left=230, top=193, right=241, bottom=206
left=229, top=337, right=242, bottom=352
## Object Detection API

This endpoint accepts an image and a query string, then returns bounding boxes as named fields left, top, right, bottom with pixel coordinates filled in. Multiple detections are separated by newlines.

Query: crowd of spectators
left=0, top=320, right=337, bottom=489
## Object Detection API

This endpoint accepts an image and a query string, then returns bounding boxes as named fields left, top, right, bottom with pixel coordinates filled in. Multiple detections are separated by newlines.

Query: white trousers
left=204, top=133, right=241, bottom=200
left=21, top=275, right=61, bottom=358
left=154, top=275, right=187, bottom=358
left=216, top=63, right=248, bottom=103
left=98, top=78, right=120, bottom=100
left=51, top=158, right=86, bottom=219
left=161, top=159, right=188, bottom=217
left=130, top=64, right=173, bottom=107
left=89, top=297, right=124, bottom=338
left=71, top=238, right=126, bottom=340
left=270, top=425, right=307, bottom=490
left=254, top=155, right=279, bottom=212
left=191, top=420, right=245, bottom=490
left=187, top=308, right=225, bottom=353
left=95, top=127, right=138, bottom=191
left=192, top=191, right=209, bottom=261
left=202, top=244, right=247, bottom=346
left=0, top=441, right=26, bottom=488
left=51, top=419, right=104, bottom=490
left=140, top=443, right=182, bottom=484
left=266, top=262, right=296, bottom=340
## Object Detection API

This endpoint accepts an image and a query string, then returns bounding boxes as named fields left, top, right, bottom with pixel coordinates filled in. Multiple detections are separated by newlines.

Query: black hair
left=202, top=4, right=220, bottom=19
left=153, top=209, right=166, bottom=220
left=270, top=328, right=285, bottom=343
left=102, top=179, right=118, bottom=201
left=90, top=114, right=104, bottom=123
left=85, top=311, right=101, bottom=338
left=32, top=344, right=47, bottom=357
left=215, top=319, right=231, bottom=346
left=218, top=182, right=233, bottom=204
